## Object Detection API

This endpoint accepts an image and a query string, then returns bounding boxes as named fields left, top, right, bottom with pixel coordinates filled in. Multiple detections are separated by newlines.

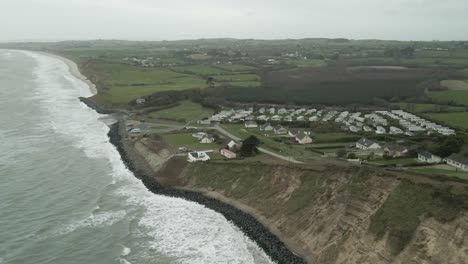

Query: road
left=210, top=125, right=304, bottom=164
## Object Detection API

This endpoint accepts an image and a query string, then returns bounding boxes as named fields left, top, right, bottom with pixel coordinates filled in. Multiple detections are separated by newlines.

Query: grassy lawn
left=428, top=90, right=468, bottom=106
left=145, top=101, right=214, bottom=123
left=464, top=68, right=468, bottom=78
left=214, top=74, right=260, bottom=82
left=161, top=133, right=219, bottom=151
left=227, top=81, right=262, bottom=87
left=171, top=65, right=227, bottom=75
left=373, top=158, right=417, bottom=165
left=425, top=112, right=468, bottom=130
left=391, top=102, right=466, bottom=113
left=313, top=133, right=360, bottom=143
left=215, top=64, right=257, bottom=72
left=287, top=59, right=327, bottom=67
left=408, top=167, right=468, bottom=181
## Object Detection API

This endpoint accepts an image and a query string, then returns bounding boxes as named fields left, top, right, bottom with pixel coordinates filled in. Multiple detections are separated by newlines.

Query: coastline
left=48, top=51, right=306, bottom=263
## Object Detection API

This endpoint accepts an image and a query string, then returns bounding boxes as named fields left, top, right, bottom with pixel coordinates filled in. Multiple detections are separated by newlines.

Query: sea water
left=0, top=50, right=273, bottom=264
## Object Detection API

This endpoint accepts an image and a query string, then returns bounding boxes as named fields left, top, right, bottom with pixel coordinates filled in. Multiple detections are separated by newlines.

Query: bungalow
left=277, top=108, right=288, bottom=115
left=258, top=107, right=265, bottom=114
left=288, top=129, right=300, bottom=137
left=295, top=131, right=313, bottom=144
left=418, top=151, right=441, bottom=163
left=384, top=145, right=409, bottom=158
left=220, top=148, right=236, bottom=159
left=200, top=134, right=215, bottom=144
left=226, top=140, right=239, bottom=150
left=309, top=116, right=318, bottom=122
left=356, top=138, right=381, bottom=150
left=260, top=123, right=274, bottom=131
left=296, top=115, right=305, bottom=121
left=187, top=151, right=210, bottom=162
left=244, top=121, right=258, bottom=128
left=268, top=108, right=276, bottom=114
left=197, top=119, right=211, bottom=125
left=274, top=125, right=288, bottom=135
left=445, top=154, right=468, bottom=171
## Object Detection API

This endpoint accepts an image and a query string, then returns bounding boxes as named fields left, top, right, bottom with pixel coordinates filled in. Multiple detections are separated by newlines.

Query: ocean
left=0, top=50, right=273, bottom=264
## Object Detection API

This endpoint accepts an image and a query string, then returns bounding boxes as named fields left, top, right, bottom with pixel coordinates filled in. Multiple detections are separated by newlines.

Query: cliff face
left=153, top=158, right=468, bottom=264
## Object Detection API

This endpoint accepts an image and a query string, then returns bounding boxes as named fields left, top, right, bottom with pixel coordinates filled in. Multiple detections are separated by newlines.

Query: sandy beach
left=40, top=52, right=98, bottom=95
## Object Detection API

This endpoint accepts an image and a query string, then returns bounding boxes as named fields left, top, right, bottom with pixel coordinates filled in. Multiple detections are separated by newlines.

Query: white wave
left=121, top=245, right=131, bottom=256
left=22, top=51, right=274, bottom=264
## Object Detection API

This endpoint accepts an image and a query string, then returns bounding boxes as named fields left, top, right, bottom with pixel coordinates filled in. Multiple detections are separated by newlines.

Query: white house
left=277, top=108, right=288, bottom=115
left=274, top=125, right=288, bottom=135
left=220, top=149, right=236, bottom=159
left=418, top=151, right=441, bottom=163
left=200, top=134, right=215, bottom=144
left=445, top=154, right=468, bottom=171
left=271, top=115, right=281, bottom=121
left=295, top=131, right=313, bottom=144
left=187, top=151, right=210, bottom=162
left=244, top=121, right=258, bottom=128
left=356, top=138, right=381, bottom=150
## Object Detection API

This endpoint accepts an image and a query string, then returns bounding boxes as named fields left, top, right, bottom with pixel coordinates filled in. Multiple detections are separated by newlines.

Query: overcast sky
left=1, top=0, right=467, bottom=41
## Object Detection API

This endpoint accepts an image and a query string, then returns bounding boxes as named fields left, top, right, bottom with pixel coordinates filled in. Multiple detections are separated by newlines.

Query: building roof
left=296, top=131, right=310, bottom=140
left=260, top=123, right=273, bottom=129
left=245, top=121, right=258, bottom=126
left=386, top=144, right=408, bottom=152
left=356, top=138, right=378, bottom=148
left=289, top=129, right=300, bottom=135
left=419, top=151, right=434, bottom=159
left=446, top=154, right=468, bottom=166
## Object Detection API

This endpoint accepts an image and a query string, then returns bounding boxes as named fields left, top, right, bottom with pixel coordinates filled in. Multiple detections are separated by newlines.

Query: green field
left=428, top=91, right=468, bottom=106
left=287, top=59, right=327, bottom=67
left=464, top=68, right=468, bottom=78
left=391, top=103, right=467, bottom=113
left=350, top=57, right=468, bottom=67
left=145, top=101, right=214, bottom=123
left=227, top=81, right=262, bottom=87
left=171, top=65, right=227, bottom=75
left=162, top=133, right=219, bottom=150
left=313, top=133, right=360, bottom=143
left=374, top=158, right=417, bottom=165
left=215, top=64, right=257, bottom=72
left=215, top=74, right=260, bottom=82
left=425, top=112, right=468, bottom=130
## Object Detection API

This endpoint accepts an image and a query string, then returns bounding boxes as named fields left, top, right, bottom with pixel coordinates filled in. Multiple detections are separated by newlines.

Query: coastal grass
left=407, top=167, right=468, bottom=181
left=425, top=112, right=468, bottom=130
left=369, top=180, right=467, bottom=254
left=146, top=101, right=214, bottom=123
left=428, top=90, right=468, bottom=106
left=162, top=133, right=219, bottom=151
left=391, top=102, right=467, bottom=113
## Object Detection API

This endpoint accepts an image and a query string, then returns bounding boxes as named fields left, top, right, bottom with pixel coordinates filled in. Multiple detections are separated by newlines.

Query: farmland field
left=428, top=91, right=468, bottom=106
left=171, top=65, right=227, bottom=75
left=464, top=68, right=468, bottom=78
left=145, top=101, right=214, bottom=122
left=215, top=64, right=257, bottom=72
left=287, top=59, right=327, bottom=67
left=227, top=81, right=262, bottom=87
left=425, top=112, right=468, bottom=130
left=440, top=80, right=468, bottom=91
left=214, top=74, right=260, bottom=82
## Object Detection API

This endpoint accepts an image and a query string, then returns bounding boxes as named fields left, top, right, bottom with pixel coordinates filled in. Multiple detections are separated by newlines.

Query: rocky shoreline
left=107, top=122, right=306, bottom=264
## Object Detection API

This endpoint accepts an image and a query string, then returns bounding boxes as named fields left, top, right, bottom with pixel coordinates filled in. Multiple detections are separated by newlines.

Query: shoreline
left=47, top=51, right=306, bottom=263
left=107, top=122, right=306, bottom=264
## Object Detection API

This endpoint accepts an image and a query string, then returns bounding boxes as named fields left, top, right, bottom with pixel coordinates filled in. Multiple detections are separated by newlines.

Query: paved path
left=210, top=125, right=304, bottom=164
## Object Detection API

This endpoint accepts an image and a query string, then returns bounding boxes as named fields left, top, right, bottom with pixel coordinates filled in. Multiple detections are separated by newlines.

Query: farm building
left=445, top=154, right=468, bottom=171
left=356, top=138, right=381, bottom=150
left=417, top=151, right=441, bottom=163
left=187, top=151, right=210, bottom=162
left=220, top=149, right=236, bottom=159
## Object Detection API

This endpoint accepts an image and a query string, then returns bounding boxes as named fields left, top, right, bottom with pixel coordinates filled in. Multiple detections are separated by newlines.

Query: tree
left=434, top=135, right=465, bottom=157
left=206, top=77, right=215, bottom=88
left=240, top=136, right=261, bottom=157
left=347, top=153, right=357, bottom=159
left=336, top=149, right=347, bottom=158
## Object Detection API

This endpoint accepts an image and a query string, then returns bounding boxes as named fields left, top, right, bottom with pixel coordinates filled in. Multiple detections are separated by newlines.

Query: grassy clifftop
left=158, top=159, right=468, bottom=263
